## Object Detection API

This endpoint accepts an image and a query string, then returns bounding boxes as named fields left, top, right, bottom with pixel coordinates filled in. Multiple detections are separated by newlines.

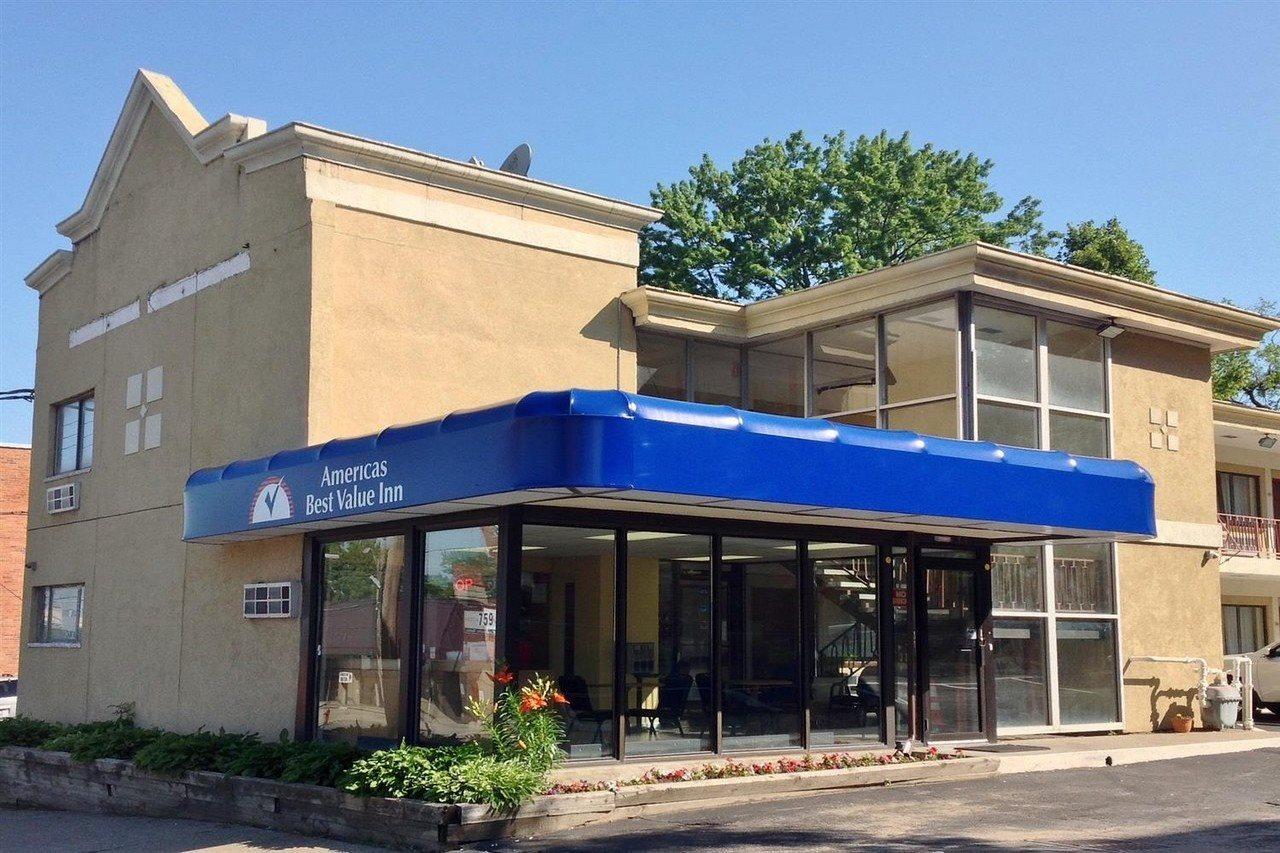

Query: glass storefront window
left=691, top=341, right=742, bottom=407
left=637, top=332, right=686, bottom=401
left=890, top=548, right=912, bottom=740
left=882, top=300, right=957, bottom=404
left=1053, top=543, right=1115, bottom=613
left=625, top=532, right=713, bottom=756
left=975, top=306, right=1037, bottom=402
left=992, top=618, right=1050, bottom=727
left=991, top=545, right=1045, bottom=612
left=515, top=526, right=617, bottom=759
left=419, top=526, right=499, bottom=744
left=1049, top=411, right=1108, bottom=457
left=1047, top=321, right=1105, bottom=412
left=977, top=400, right=1039, bottom=448
left=883, top=398, right=958, bottom=438
left=810, top=543, right=880, bottom=746
left=1056, top=619, right=1120, bottom=724
left=318, top=536, right=406, bottom=747
left=747, top=336, right=805, bottom=418
left=720, top=538, right=802, bottom=749
left=812, top=319, right=877, bottom=416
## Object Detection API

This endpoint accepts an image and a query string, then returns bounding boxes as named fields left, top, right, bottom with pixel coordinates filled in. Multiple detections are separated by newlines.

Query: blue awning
left=183, top=389, right=1155, bottom=543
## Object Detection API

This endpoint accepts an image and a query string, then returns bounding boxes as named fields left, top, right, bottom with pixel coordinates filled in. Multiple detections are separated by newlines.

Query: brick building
left=0, top=444, right=31, bottom=678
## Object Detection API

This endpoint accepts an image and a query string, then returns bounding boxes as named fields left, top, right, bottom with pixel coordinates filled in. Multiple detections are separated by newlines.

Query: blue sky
left=1, top=1, right=1277, bottom=443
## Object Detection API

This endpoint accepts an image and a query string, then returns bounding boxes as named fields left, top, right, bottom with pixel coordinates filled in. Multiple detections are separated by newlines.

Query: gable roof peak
left=55, top=69, right=266, bottom=243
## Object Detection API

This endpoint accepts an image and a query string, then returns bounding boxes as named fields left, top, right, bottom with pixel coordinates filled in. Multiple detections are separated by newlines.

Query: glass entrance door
left=917, top=548, right=991, bottom=741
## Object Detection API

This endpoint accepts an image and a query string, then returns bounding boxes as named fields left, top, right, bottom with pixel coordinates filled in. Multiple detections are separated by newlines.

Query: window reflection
left=1053, top=543, right=1115, bottom=614
left=975, top=307, right=1037, bottom=402
left=1049, top=411, right=1108, bottom=457
left=636, top=332, right=687, bottom=401
left=1056, top=619, right=1120, bottom=724
left=977, top=400, right=1039, bottom=448
left=811, top=543, right=880, bottom=746
left=993, top=618, right=1050, bottom=727
left=419, top=526, right=498, bottom=744
left=691, top=342, right=742, bottom=407
left=812, top=319, right=877, bottom=416
left=1047, top=321, right=1105, bottom=412
left=748, top=337, right=805, bottom=417
left=318, top=536, right=405, bottom=748
left=883, top=399, right=958, bottom=438
left=720, top=538, right=802, bottom=749
left=882, top=301, right=957, bottom=404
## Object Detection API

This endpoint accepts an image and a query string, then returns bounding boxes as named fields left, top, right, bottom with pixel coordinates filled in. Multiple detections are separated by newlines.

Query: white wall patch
left=124, top=419, right=140, bottom=455
left=146, top=250, right=250, bottom=313
left=69, top=300, right=140, bottom=348
left=143, top=413, right=162, bottom=450
left=126, top=373, right=143, bottom=409
left=145, top=366, right=163, bottom=402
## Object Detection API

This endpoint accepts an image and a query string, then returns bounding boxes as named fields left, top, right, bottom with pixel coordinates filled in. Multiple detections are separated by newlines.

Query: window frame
left=1216, top=471, right=1262, bottom=518
left=29, top=583, right=85, bottom=648
left=967, top=297, right=1111, bottom=456
left=50, top=392, right=95, bottom=476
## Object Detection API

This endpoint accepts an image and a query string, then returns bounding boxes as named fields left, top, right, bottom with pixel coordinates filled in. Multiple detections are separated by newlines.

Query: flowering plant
left=466, top=670, right=567, bottom=774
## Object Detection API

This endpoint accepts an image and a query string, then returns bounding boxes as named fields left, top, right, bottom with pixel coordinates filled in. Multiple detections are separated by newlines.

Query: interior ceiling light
left=1261, top=434, right=1278, bottom=449
left=1096, top=320, right=1125, bottom=339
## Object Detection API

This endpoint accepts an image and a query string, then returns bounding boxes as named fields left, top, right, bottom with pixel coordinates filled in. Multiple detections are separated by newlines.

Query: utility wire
left=0, top=388, right=34, bottom=402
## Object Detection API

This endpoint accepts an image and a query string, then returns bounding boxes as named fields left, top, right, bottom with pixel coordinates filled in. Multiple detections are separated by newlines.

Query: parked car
left=0, top=678, right=16, bottom=718
left=1244, top=641, right=1280, bottom=715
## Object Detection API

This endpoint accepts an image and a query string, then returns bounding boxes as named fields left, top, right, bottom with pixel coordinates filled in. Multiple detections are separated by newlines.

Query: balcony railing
left=1219, top=513, right=1279, bottom=559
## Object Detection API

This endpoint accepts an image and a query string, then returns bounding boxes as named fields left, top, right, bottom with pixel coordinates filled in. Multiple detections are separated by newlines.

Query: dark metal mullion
left=797, top=539, right=813, bottom=751
left=296, top=537, right=323, bottom=741
left=958, top=291, right=976, bottom=441
left=403, top=523, right=425, bottom=744
left=613, top=529, right=628, bottom=761
left=975, top=543, right=997, bottom=742
left=711, top=534, right=723, bottom=754
left=496, top=507, right=523, bottom=672
left=877, top=544, right=895, bottom=746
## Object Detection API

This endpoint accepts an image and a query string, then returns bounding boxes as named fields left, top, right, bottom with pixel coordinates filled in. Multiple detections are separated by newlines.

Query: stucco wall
left=305, top=160, right=639, bottom=443
left=21, top=103, right=312, bottom=733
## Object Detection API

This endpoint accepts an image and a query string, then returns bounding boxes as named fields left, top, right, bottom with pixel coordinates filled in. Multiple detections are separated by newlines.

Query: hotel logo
left=250, top=476, right=294, bottom=524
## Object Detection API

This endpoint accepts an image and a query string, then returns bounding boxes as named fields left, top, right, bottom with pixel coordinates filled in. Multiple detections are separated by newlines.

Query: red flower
left=488, top=668, right=515, bottom=685
left=551, top=691, right=570, bottom=706
left=519, top=692, right=548, bottom=714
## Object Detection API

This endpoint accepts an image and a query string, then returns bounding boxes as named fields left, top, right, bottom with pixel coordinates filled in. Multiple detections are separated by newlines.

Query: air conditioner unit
left=46, top=483, right=78, bottom=514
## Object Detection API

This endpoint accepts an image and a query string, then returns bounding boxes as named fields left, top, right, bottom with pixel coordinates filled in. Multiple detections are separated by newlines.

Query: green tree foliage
left=1212, top=299, right=1280, bottom=409
left=1055, top=218, right=1156, bottom=284
left=641, top=130, right=1047, bottom=300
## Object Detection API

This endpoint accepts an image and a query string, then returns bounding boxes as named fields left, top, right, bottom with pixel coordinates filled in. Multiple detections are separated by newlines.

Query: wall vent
left=46, top=483, right=79, bottom=514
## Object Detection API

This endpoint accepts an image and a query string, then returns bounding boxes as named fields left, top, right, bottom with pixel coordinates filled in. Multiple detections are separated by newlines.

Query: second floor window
left=1217, top=471, right=1260, bottom=517
left=53, top=393, right=94, bottom=474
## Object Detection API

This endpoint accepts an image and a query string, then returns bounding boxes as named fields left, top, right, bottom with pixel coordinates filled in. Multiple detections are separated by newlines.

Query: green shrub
left=132, top=729, right=259, bottom=776
left=219, top=731, right=365, bottom=787
left=341, top=744, right=541, bottom=810
left=40, top=723, right=162, bottom=762
left=0, top=716, right=66, bottom=748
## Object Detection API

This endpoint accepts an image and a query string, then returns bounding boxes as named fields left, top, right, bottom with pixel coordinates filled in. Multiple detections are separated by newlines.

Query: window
left=31, top=584, right=84, bottom=646
left=977, top=400, right=1039, bottom=449
left=1222, top=604, right=1268, bottom=655
left=975, top=306, right=1037, bottom=402
left=992, top=618, right=1050, bottom=727
left=812, top=319, right=877, bottom=420
left=515, top=526, right=616, bottom=759
left=690, top=341, right=742, bottom=407
left=883, top=301, right=958, bottom=405
left=420, top=526, right=499, bottom=744
left=1053, top=543, right=1115, bottom=614
left=810, top=542, right=880, bottom=746
left=636, top=332, right=687, bottom=401
left=53, top=394, right=94, bottom=474
left=747, top=337, right=805, bottom=418
left=317, top=536, right=406, bottom=747
left=992, top=545, right=1045, bottom=612
left=1056, top=619, right=1120, bottom=724
left=625, top=531, right=713, bottom=756
left=1049, top=411, right=1108, bottom=458
left=720, top=538, right=802, bottom=749
left=1217, top=472, right=1261, bottom=517
left=1047, top=321, right=1106, bottom=412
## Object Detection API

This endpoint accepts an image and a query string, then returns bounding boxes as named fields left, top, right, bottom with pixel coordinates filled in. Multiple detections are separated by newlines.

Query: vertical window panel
left=419, top=526, right=499, bottom=745
left=812, top=319, right=877, bottom=416
left=882, top=300, right=957, bottom=404
left=690, top=342, right=742, bottom=407
left=747, top=336, right=805, bottom=418
left=636, top=332, right=687, bottom=401
left=625, top=532, right=713, bottom=756
left=318, top=536, right=406, bottom=747
left=975, top=307, right=1037, bottom=402
left=991, top=545, right=1045, bottom=612
left=1056, top=619, right=1120, bottom=724
left=1047, top=321, right=1106, bottom=412
left=993, top=618, right=1050, bottom=727
left=809, top=542, right=880, bottom=746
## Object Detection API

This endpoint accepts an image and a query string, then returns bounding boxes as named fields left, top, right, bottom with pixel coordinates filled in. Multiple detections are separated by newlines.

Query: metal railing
left=1219, top=513, right=1279, bottom=559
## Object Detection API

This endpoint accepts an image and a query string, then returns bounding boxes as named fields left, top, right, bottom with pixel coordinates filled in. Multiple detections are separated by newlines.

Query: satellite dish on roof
left=498, top=143, right=532, bottom=176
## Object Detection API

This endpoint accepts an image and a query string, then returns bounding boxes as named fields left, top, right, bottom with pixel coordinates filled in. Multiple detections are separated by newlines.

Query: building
left=1214, top=402, right=1280, bottom=656
left=1, top=444, right=31, bottom=680
left=18, top=72, right=1280, bottom=759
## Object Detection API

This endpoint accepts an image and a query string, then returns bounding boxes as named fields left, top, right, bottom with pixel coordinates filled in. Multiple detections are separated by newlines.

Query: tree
left=1055, top=218, right=1156, bottom=284
left=641, top=130, right=1047, bottom=301
left=1212, top=298, right=1280, bottom=409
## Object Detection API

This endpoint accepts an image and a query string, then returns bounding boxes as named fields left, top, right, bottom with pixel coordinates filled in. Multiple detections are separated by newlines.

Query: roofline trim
left=24, top=250, right=73, bottom=295
left=224, top=123, right=664, bottom=233
left=56, top=70, right=266, bottom=244
left=1213, top=400, right=1280, bottom=431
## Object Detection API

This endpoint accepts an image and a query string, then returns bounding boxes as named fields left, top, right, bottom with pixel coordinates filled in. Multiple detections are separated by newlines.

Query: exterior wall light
left=1260, top=434, right=1278, bottom=449
left=1096, top=321, right=1125, bottom=339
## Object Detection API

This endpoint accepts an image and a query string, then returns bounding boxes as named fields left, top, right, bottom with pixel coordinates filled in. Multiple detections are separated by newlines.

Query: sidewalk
left=973, top=726, right=1280, bottom=773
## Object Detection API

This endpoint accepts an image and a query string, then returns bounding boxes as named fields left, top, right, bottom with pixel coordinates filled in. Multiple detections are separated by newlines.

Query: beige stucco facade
left=18, top=70, right=1280, bottom=743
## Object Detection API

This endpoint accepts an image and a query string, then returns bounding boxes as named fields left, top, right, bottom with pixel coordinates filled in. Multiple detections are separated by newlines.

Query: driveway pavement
left=2, top=743, right=1278, bottom=852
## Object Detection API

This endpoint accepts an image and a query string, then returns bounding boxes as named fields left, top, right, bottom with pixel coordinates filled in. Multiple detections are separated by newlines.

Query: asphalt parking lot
left=2, top=738, right=1278, bottom=851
